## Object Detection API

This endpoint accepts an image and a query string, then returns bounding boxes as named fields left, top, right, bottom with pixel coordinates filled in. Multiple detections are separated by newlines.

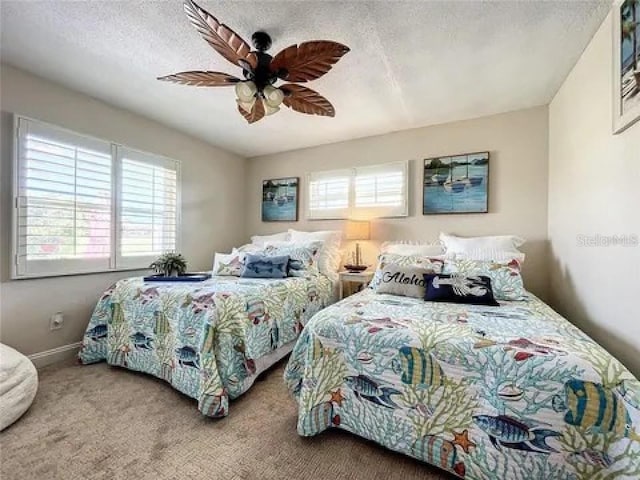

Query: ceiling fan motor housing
left=251, top=31, right=272, bottom=52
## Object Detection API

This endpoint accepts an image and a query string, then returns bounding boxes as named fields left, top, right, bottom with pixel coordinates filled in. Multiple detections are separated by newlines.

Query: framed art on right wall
left=423, top=152, right=489, bottom=215
left=614, top=0, right=640, bottom=134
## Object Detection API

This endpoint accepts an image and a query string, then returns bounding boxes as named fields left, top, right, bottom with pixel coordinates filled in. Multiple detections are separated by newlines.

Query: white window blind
left=117, top=148, right=178, bottom=267
left=354, top=161, right=408, bottom=217
left=15, top=118, right=114, bottom=277
left=306, top=161, right=408, bottom=220
left=13, top=116, right=181, bottom=279
left=307, top=169, right=351, bottom=219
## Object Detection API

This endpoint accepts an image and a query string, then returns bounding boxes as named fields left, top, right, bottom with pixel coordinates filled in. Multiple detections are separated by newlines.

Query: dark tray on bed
left=143, top=273, right=212, bottom=282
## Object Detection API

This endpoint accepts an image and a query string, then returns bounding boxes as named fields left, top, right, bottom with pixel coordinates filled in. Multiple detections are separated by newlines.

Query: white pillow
left=288, top=229, right=343, bottom=279
left=212, top=252, right=245, bottom=276
left=440, top=233, right=525, bottom=258
left=381, top=241, right=444, bottom=257
left=251, top=232, right=290, bottom=247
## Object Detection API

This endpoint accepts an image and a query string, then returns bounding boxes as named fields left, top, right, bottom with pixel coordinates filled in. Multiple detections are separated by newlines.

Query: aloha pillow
left=370, top=253, right=444, bottom=290
left=376, top=264, right=432, bottom=298
left=263, top=241, right=323, bottom=277
left=212, top=252, right=244, bottom=276
left=423, top=273, right=499, bottom=306
left=241, top=254, right=289, bottom=279
left=442, top=258, right=525, bottom=301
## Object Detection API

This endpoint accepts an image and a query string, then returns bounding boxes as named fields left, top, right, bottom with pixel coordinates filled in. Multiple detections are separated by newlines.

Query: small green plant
left=150, top=252, right=187, bottom=277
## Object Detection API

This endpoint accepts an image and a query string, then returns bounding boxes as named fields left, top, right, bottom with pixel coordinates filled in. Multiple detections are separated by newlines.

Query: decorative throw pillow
left=241, top=254, right=289, bottom=279
left=288, top=229, right=343, bottom=279
left=442, top=258, right=525, bottom=301
left=234, top=243, right=262, bottom=255
left=212, top=252, right=244, bottom=276
left=263, top=241, right=323, bottom=277
left=376, top=265, right=432, bottom=298
left=424, top=273, right=499, bottom=306
left=370, top=253, right=444, bottom=290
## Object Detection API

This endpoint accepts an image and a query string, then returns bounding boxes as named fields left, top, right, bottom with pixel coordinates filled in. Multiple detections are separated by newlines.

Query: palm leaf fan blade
left=183, top=0, right=257, bottom=70
left=238, top=100, right=265, bottom=123
left=281, top=84, right=335, bottom=117
left=157, top=71, right=240, bottom=86
left=270, top=41, right=350, bottom=82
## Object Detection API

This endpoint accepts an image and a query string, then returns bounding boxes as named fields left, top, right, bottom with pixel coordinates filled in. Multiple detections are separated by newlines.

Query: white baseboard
left=28, top=342, right=82, bottom=369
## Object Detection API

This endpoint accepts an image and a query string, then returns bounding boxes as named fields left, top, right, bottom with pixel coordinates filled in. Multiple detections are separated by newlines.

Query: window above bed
left=12, top=116, right=181, bottom=279
left=306, top=161, right=408, bottom=220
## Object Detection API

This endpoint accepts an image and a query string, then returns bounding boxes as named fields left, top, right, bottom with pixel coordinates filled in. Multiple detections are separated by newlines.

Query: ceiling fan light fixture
left=263, top=101, right=280, bottom=116
left=263, top=85, right=285, bottom=108
left=236, top=98, right=256, bottom=114
left=235, top=81, right=257, bottom=103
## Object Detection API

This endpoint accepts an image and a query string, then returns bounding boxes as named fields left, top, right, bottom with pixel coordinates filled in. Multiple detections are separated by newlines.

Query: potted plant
left=149, top=252, right=188, bottom=277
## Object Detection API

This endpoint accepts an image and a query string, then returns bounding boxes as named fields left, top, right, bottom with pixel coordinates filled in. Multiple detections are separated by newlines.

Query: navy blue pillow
left=241, top=254, right=289, bottom=279
left=423, top=273, right=499, bottom=306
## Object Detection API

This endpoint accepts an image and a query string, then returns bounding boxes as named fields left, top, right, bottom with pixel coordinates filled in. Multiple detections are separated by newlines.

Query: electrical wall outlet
left=50, top=312, right=64, bottom=330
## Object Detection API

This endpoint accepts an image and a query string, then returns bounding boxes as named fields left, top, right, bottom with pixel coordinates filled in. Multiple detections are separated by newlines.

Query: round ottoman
left=0, top=344, right=38, bottom=431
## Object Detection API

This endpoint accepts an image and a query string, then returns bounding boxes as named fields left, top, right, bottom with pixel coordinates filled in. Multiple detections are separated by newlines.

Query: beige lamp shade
left=345, top=220, right=370, bottom=241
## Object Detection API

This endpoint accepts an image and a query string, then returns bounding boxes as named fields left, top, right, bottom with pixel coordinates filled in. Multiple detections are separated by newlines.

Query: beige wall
left=246, top=106, right=550, bottom=299
left=548, top=13, right=640, bottom=376
left=0, top=65, right=246, bottom=357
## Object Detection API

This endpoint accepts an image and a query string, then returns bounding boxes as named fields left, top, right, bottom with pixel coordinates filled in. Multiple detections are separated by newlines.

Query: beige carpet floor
left=0, top=359, right=451, bottom=480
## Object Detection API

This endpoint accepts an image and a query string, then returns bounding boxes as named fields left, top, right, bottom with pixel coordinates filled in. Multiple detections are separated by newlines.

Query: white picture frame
left=613, top=0, right=640, bottom=134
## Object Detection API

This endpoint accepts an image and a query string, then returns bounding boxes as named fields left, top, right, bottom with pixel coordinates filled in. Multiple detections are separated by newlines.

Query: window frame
left=11, top=115, right=181, bottom=280
left=305, top=160, right=409, bottom=220
left=115, top=145, right=182, bottom=271
left=305, top=168, right=353, bottom=220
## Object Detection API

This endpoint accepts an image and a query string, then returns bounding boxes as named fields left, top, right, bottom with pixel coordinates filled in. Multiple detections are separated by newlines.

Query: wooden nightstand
left=339, top=270, right=374, bottom=299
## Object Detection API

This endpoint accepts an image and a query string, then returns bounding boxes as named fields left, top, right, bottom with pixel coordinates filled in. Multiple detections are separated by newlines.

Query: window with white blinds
left=306, top=161, right=408, bottom=220
left=117, top=148, right=178, bottom=268
left=307, top=169, right=351, bottom=219
left=354, top=161, right=408, bottom=217
left=13, top=117, right=180, bottom=278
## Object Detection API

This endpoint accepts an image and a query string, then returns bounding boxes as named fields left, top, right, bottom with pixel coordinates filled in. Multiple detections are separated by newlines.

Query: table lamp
left=345, top=220, right=370, bottom=272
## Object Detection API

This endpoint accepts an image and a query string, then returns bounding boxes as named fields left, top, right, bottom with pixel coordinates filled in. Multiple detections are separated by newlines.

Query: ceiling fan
left=158, top=0, right=350, bottom=124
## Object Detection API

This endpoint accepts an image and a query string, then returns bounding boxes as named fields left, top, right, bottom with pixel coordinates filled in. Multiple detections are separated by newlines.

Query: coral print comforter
left=80, top=275, right=333, bottom=417
left=284, top=289, right=640, bottom=479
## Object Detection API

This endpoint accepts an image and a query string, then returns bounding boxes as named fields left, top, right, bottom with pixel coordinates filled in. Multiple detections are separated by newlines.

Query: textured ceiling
left=1, top=1, right=610, bottom=157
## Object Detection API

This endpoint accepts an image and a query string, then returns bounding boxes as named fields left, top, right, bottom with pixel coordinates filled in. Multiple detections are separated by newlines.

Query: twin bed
left=79, top=274, right=334, bottom=417
left=79, top=235, right=640, bottom=479
left=284, top=289, right=640, bottom=479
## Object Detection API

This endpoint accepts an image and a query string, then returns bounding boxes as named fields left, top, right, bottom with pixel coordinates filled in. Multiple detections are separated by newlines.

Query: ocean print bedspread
left=284, top=289, right=640, bottom=479
left=80, top=275, right=333, bottom=417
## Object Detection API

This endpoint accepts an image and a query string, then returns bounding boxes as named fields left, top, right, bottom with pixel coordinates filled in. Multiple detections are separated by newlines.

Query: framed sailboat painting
left=423, top=152, right=489, bottom=215
left=262, top=177, right=299, bottom=222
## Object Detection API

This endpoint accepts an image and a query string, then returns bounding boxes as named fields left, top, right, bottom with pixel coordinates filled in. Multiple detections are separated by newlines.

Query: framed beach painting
left=614, top=0, right=640, bottom=134
left=423, top=152, right=489, bottom=215
left=262, top=177, right=299, bottom=222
